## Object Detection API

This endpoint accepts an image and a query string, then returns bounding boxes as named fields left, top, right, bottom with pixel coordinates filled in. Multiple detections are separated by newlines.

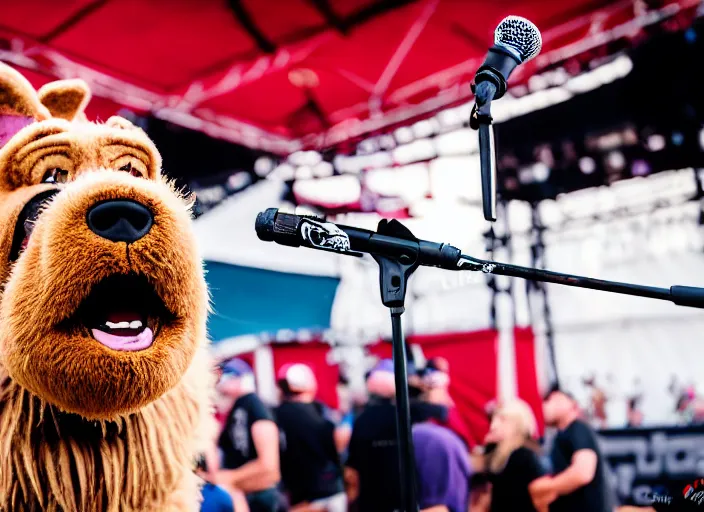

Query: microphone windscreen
left=494, top=16, right=542, bottom=63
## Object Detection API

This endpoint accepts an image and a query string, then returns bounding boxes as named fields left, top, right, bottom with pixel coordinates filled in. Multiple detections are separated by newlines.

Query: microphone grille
left=494, top=16, right=542, bottom=63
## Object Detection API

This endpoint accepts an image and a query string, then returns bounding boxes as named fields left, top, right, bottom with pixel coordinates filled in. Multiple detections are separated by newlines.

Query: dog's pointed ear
left=0, top=62, right=50, bottom=149
left=38, top=79, right=91, bottom=121
left=0, top=62, right=49, bottom=119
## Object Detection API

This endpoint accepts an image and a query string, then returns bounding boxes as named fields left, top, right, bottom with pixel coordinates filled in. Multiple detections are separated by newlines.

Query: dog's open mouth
left=75, top=274, right=173, bottom=352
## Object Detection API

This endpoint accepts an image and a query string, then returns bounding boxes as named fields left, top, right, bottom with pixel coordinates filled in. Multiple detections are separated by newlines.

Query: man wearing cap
left=215, top=359, right=281, bottom=512
left=345, top=359, right=402, bottom=512
left=274, top=363, right=346, bottom=512
left=531, top=385, right=614, bottom=512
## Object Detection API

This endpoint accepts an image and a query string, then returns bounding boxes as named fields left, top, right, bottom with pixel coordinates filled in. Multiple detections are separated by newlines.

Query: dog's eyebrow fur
left=105, top=143, right=150, bottom=161
left=13, top=129, right=69, bottom=164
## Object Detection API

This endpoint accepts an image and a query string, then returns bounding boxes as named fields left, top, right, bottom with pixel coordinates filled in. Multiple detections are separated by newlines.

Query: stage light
left=379, top=134, right=396, bottom=150
left=296, top=165, right=314, bottom=180
left=699, top=127, right=704, bottom=150
left=313, top=161, right=334, bottom=178
left=288, top=151, right=322, bottom=166
left=429, top=156, right=480, bottom=203
left=254, top=157, right=275, bottom=177
left=394, top=126, right=414, bottom=144
left=533, top=162, right=551, bottom=182
left=671, top=131, right=684, bottom=147
left=631, top=159, right=650, bottom=177
left=269, top=163, right=296, bottom=181
left=606, top=151, right=626, bottom=171
left=544, top=68, right=569, bottom=87
left=646, top=134, right=666, bottom=151
left=358, top=138, right=380, bottom=154
left=527, top=73, right=548, bottom=92
left=435, top=128, right=476, bottom=156
left=195, top=185, right=226, bottom=204
left=292, top=175, right=362, bottom=206
left=595, top=132, right=623, bottom=150
left=334, top=152, right=392, bottom=173
left=518, top=166, right=534, bottom=184
left=437, top=108, right=462, bottom=129
left=226, top=171, right=252, bottom=192
left=366, top=164, right=429, bottom=201
left=413, top=119, right=439, bottom=139
left=503, top=176, right=519, bottom=191
left=393, top=139, right=436, bottom=164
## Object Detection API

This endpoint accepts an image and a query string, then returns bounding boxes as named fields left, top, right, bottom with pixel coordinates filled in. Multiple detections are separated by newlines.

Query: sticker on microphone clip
left=300, top=218, right=351, bottom=253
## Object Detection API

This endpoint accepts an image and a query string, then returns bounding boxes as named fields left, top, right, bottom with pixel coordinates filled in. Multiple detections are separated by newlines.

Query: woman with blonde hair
left=484, top=399, right=555, bottom=512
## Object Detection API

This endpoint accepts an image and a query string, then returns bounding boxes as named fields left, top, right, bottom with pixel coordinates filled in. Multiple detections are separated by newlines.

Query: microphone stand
left=370, top=219, right=420, bottom=512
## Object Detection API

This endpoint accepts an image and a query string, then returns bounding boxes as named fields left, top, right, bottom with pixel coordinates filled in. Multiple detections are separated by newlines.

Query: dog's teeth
left=105, top=321, right=120, bottom=329
left=129, top=320, right=143, bottom=329
left=116, top=321, right=130, bottom=329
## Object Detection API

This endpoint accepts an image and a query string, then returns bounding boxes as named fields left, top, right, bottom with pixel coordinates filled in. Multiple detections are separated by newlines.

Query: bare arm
left=529, top=476, right=557, bottom=512
left=344, top=467, right=360, bottom=503
left=552, top=449, right=598, bottom=495
left=528, top=449, right=597, bottom=508
left=334, top=424, right=352, bottom=454
left=217, top=420, right=280, bottom=492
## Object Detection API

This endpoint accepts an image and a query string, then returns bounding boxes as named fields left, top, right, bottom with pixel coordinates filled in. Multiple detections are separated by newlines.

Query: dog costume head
left=0, top=63, right=211, bottom=511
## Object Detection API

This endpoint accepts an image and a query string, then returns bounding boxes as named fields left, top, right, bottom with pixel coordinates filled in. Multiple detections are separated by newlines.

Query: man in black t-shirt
left=215, top=359, right=281, bottom=512
left=275, top=363, right=346, bottom=512
left=345, top=360, right=449, bottom=512
left=346, top=360, right=402, bottom=512
left=533, top=386, right=613, bottom=512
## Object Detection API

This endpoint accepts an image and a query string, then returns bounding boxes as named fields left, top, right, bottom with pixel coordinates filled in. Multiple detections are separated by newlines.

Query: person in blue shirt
left=196, top=455, right=236, bottom=512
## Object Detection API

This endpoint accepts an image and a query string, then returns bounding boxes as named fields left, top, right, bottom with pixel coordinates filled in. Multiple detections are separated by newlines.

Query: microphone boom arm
left=455, top=254, right=704, bottom=307
left=256, top=208, right=704, bottom=309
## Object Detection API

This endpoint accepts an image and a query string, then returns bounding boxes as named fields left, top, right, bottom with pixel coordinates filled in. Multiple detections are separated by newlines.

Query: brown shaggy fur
left=0, top=63, right=213, bottom=511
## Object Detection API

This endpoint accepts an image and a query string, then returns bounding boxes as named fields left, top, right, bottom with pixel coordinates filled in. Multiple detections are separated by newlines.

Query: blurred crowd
left=577, top=374, right=704, bottom=429
left=197, top=355, right=631, bottom=512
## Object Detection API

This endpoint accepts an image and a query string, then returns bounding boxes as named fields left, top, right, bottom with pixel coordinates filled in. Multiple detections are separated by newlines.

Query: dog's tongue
left=92, top=327, right=154, bottom=351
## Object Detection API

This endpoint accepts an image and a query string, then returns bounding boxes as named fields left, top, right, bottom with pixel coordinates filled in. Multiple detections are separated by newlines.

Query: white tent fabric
left=194, top=180, right=340, bottom=277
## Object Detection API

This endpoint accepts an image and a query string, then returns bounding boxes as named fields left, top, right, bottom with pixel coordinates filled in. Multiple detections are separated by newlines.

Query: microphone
left=255, top=208, right=462, bottom=270
left=475, top=16, right=542, bottom=104
left=472, top=16, right=542, bottom=222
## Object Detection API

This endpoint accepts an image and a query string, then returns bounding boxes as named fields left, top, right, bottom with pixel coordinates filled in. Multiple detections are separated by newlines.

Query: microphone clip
left=470, top=101, right=493, bottom=130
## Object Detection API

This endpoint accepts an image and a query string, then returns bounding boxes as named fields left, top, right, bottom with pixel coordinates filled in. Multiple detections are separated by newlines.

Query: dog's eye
left=42, top=168, right=69, bottom=184
left=119, top=162, right=143, bottom=178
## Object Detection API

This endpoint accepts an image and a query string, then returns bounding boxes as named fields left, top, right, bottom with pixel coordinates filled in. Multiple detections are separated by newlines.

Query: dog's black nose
left=87, top=200, right=153, bottom=243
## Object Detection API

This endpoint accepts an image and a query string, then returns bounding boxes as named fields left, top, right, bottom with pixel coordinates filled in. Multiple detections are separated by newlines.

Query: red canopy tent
left=0, top=0, right=697, bottom=153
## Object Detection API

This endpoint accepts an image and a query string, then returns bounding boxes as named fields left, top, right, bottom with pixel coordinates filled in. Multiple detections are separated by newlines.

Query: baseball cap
left=277, top=363, right=317, bottom=394
left=370, top=359, right=395, bottom=375
left=220, top=358, right=253, bottom=378
left=366, top=359, right=396, bottom=398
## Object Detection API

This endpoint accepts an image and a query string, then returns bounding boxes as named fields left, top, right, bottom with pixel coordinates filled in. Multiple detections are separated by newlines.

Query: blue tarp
left=204, top=260, right=339, bottom=341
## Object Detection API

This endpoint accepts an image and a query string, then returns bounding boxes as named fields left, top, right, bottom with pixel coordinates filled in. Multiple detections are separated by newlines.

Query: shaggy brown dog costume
left=0, top=63, right=212, bottom=511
